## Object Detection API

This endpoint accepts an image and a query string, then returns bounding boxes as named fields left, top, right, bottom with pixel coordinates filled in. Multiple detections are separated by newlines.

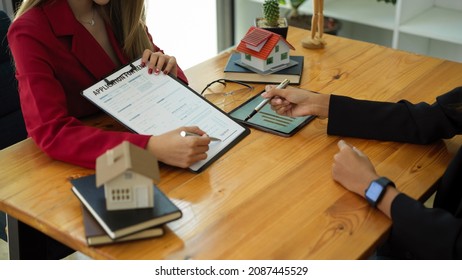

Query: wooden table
left=1, top=27, right=462, bottom=260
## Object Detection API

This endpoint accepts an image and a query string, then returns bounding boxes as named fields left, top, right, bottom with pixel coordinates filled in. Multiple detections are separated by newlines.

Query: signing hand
left=147, top=126, right=210, bottom=168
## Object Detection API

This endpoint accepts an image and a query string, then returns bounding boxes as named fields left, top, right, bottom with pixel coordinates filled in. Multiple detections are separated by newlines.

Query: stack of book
left=71, top=174, right=182, bottom=246
left=224, top=53, right=304, bottom=85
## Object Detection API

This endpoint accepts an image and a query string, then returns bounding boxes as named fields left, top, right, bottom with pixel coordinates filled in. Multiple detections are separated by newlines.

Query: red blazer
left=8, top=0, right=188, bottom=168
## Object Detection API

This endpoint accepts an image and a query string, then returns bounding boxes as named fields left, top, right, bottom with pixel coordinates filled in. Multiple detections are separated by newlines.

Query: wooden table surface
left=1, top=27, right=462, bottom=260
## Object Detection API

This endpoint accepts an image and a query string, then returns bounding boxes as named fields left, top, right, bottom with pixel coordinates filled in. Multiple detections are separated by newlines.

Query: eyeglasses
left=200, top=79, right=254, bottom=110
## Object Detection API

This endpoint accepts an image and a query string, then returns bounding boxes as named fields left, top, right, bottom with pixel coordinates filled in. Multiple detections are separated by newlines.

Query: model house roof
left=96, top=141, right=160, bottom=187
left=241, top=28, right=272, bottom=47
left=237, top=26, right=295, bottom=60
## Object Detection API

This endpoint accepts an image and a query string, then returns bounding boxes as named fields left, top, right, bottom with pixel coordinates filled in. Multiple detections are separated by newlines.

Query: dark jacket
left=328, top=87, right=462, bottom=259
left=0, top=10, right=27, bottom=149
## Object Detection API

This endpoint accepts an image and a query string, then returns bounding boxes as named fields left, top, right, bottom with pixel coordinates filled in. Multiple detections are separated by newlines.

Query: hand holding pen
left=244, top=79, right=290, bottom=121
left=261, top=86, right=330, bottom=119
left=180, top=130, right=221, bottom=142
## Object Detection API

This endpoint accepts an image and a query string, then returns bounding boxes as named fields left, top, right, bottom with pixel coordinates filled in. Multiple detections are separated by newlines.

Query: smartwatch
left=365, top=177, right=395, bottom=208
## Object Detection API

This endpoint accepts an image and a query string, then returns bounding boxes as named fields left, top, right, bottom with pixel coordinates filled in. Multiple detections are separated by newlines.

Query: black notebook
left=81, top=205, right=164, bottom=246
left=224, top=53, right=304, bottom=85
left=71, top=174, right=182, bottom=239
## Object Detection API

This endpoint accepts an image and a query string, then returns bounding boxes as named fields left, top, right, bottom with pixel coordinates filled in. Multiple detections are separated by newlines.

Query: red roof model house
left=237, top=26, right=295, bottom=73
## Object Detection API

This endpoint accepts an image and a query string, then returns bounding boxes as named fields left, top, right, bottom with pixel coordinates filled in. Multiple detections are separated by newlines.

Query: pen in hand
left=180, top=131, right=222, bottom=142
left=244, top=79, right=290, bottom=122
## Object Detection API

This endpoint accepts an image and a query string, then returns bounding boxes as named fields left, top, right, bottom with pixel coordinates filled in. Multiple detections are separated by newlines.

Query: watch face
left=366, top=182, right=383, bottom=201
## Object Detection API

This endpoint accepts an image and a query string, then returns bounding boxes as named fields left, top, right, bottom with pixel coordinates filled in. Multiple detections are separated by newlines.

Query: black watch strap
left=376, top=177, right=395, bottom=189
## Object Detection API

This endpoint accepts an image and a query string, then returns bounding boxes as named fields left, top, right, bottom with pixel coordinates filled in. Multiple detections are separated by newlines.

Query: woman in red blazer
left=263, top=86, right=462, bottom=259
left=8, top=0, right=212, bottom=169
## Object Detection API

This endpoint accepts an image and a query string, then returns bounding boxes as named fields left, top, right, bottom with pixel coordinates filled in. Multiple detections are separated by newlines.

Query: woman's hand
left=261, top=86, right=331, bottom=118
left=141, top=49, right=178, bottom=77
left=146, top=126, right=211, bottom=168
left=332, top=140, right=379, bottom=196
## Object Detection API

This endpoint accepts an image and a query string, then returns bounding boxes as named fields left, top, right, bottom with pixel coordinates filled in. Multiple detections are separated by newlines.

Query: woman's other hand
left=141, top=49, right=178, bottom=77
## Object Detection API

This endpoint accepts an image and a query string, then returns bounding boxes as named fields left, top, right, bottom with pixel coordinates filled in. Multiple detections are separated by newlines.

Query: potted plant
left=255, top=0, right=289, bottom=39
left=285, top=0, right=305, bottom=18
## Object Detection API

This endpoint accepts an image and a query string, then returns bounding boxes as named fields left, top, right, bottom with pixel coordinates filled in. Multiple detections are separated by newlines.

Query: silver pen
left=244, top=79, right=290, bottom=121
left=180, top=131, right=221, bottom=142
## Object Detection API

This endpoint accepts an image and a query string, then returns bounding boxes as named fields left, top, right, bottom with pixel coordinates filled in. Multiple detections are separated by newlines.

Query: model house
left=96, top=141, right=160, bottom=211
left=236, top=26, right=295, bottom=73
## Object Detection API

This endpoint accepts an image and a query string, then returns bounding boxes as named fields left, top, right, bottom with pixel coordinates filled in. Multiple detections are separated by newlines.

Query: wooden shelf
left=238, top=0, right=462, bottom=62
left=399, top=6, right=462, bottom=45
left=307, top=0, right=396, bottom=30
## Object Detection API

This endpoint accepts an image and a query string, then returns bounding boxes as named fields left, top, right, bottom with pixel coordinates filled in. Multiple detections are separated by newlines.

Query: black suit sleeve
left=389, top=194, right=462, bottom=259
left=327, top=87, right=462, bottom=144
left=327, top=87, right=462, bottom=259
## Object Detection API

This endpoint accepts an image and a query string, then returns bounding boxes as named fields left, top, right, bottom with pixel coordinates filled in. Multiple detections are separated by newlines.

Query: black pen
left=180, top=131, right=222, bottom=142
left=244, top=79, right=290, bottom=121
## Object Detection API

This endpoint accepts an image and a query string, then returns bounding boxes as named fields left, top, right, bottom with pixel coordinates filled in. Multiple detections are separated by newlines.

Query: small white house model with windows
left=96, top=141, right=160, bottom=211
left=237, top=26, right=295, bottom=73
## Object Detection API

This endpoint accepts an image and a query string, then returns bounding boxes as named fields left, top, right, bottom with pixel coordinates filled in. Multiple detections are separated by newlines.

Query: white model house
left=236, top=26, right=295, bottom=73
left=96, top=141, right=160, bottom=211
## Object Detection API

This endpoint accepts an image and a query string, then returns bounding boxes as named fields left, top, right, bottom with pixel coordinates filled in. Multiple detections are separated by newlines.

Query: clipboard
left=81, top=58, right=250, bottom=173
left=228, top=90, right=315, bottom=137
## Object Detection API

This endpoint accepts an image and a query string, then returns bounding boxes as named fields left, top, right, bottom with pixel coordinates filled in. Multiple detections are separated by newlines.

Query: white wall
left=0, top=0, right=219, bottom=69
left=146, top=0, right=218, bottom=70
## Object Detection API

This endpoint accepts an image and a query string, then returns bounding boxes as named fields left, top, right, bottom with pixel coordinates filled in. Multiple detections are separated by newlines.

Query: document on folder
left=81, top=58, right=250, bottom=172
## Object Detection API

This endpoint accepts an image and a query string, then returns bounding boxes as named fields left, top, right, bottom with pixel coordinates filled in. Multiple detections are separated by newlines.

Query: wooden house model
left=236, top=26, right=295, bottom=73
left=96, top=141, right=160, bottom=211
